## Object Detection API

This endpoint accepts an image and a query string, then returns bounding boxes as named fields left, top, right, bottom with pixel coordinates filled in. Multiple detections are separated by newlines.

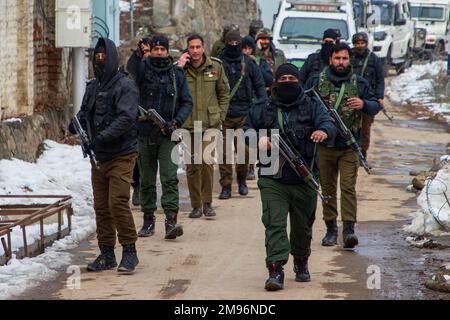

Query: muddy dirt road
left=18, top=92, right=450, bottom=300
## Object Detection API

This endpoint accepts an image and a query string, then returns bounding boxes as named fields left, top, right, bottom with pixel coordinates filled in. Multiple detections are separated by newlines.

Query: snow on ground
left=387, top=61, right=450, bottom=123
left=404, top=156, right=450, bottom=236
left=0, top=140, right=95, bottom=299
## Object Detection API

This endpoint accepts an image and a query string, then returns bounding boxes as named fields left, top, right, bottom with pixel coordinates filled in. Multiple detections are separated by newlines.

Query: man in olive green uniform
left=249, top=64, right=336, bottom=291
left=255, top=28, right=287, bottom=76
left=305, top=43, right=381, bottom=249
left=178, top=34, right=230, bottom=218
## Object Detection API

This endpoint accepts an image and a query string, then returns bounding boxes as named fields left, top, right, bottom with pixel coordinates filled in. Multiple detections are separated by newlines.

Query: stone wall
left=120, top=0, right=260, bottom=53
left=0, top=108, right=72, bottom=162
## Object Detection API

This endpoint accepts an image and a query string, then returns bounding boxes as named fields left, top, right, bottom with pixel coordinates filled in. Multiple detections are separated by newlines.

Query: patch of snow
left=444, top=275, right=450, bottom=282
left=2, top=118, right=22, bottom=124
left=0, top=140, right=95, bottom=299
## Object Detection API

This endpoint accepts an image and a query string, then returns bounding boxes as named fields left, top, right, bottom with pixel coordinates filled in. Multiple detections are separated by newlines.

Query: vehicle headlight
left=374, top=31, right=388, bottom=41
left=416, top=28, right=427, bottom=40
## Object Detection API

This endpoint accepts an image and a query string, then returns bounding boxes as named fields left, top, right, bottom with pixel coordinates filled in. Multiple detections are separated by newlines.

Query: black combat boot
left=188, top=207, right=202, bottom=219
left=87, top=244, right=117, bottom=272
left=203, top=203, right=216, bottom=218
left=343, top=221, right=359, bottom=249
left=165, top=214, right=184, bottom=240
left=131, top=186, right=140, bottom=206
left=264, top=262, right=284, bottom=291
left=219, top=185, right=232, bottom=200
left=293, top=256, right=311, bottom=282
left=237, top=175, right=248, bottom=196
left=138, top=213, right=155, bottom=237
left=117, top=243, right=139, bottom=274
left=247, top=164, right=256, bottom=180
left=321, top=219, right=338, bottom=246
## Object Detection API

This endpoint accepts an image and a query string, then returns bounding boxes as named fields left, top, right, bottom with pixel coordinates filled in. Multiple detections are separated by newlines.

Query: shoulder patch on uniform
left=210, top=57, right=223, bottom=64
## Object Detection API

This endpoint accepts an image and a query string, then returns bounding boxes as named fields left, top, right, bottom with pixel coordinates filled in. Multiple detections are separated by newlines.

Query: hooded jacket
left=75, top=38, right=139, bottom=163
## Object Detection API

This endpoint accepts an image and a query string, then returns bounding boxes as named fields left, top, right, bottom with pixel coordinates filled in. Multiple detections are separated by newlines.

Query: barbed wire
left=424, top=176, right=450, bottom=232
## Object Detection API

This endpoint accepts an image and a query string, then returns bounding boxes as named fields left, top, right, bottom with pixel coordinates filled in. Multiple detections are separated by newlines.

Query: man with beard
left=350, top=32, right=385, bottom=161
left=255, top=28, right=286, bottom=75
left=305, top=43, right=382, bottom=249
left=218, top=30, right=268, bottom=199
left=127, top=34, right=193, bottom=239
left=69, top=38, right=140, bottom=274
left=211, top=24, right=240, bottom=58
left=177, top=34, right=230, bottom=219
left=249, top=64, right=336, bottom=291
left=299, top=29, right=338, bottom=84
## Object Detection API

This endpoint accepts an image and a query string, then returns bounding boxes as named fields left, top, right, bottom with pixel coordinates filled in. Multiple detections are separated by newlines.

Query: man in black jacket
left=70, top=38, right=140, bottom=274
left=250, top=64, right=336, bottom=291
left=299, top=29, right=338, bottom=84
left=351, top=32, right=385, bottom=159
left=218, top=30, right=268, bottom=199
left=127, top=34, right=193, bottom=239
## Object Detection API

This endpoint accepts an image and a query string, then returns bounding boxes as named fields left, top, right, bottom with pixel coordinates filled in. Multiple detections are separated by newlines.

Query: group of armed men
left=69, top=20, right=384, bottom=291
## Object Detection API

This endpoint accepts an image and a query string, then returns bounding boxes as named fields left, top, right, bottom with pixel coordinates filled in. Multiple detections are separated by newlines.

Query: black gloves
left=162, top=120, right=178, bottom=136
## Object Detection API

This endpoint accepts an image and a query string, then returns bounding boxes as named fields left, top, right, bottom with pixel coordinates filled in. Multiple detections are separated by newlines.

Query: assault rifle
left=72, top=116, right=100, bottom=169
left=138, top=106, right=192, bottom=157
left=308, top=87, right=372, bottom=174
left=271, top=133, right=330, bottom=203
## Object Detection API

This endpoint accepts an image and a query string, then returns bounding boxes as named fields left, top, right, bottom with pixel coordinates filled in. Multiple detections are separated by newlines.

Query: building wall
left=0, top=0, right=70, bottom=120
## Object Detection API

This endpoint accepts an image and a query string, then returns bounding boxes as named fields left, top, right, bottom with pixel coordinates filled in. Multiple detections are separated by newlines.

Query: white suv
left=409, top=0, right=448, bottom=54
left=370, top=0, right=415, bottom=74
left=272, top=0, right=373, bottom=68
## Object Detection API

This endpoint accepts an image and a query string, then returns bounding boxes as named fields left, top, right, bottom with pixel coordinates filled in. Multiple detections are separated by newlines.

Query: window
left=280, top=17, right=349, bottom=40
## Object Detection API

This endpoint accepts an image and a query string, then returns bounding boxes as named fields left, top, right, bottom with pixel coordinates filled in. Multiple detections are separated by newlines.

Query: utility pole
left=130, top=0, right=134, bottom=40
left=72, top=48, right=86, bottom=114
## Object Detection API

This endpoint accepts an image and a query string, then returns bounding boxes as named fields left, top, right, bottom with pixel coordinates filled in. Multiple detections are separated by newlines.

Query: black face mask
left=224, top=43, right=242, bottom=59
left=276, top=82, right=302, bottom=104
left=321, top=42, right=334, bottom=63
left=150, top=56, right=171, bottom=69
left=331, top=64, right=351, bottom=77
left=95, top=60, right=106, bottom=77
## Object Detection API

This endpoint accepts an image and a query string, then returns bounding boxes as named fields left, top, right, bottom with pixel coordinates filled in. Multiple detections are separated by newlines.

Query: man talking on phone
left=178, top=34, right=230, bottom=219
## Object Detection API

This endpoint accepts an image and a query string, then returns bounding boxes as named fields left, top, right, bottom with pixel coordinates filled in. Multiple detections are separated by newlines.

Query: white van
left=409, top=0, right=448, bottom=53
left=370, top=0, right=415, bottom=73
left=272, top=0, right=373, bottom=68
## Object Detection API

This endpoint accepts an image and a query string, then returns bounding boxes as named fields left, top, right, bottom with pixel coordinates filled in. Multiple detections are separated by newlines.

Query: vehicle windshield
left=410, top=6, right=445, bottom=21
left=371, top=1, right=395, bottom=25
left=279, top=17, right=349, bottom=40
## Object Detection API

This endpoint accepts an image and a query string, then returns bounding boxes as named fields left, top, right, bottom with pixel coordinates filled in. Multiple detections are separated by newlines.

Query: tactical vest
left=318, top=70, right=362, bottom=134
left=140, top=63, right=177, bottom=119
left=265, top=98, right=316, bottom=178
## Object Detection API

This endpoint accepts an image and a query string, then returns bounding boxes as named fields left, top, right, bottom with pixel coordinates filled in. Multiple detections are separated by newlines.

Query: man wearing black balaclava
left=69, top=38, right=140, bottom=274
left=218, top=30, right=267, bottom=200
left=248, top=63, right=336, bottom=291
left=299, top=28, right=338, bottom=84
left=305, top=43, right=382, bottom=251
left=127, top=34, right=193, bottom=240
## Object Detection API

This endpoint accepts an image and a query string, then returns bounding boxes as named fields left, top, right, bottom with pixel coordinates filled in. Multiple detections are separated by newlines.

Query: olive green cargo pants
left=258, top=177, right=317, bottom=266
left=317, top=145, right=359, bottom=222
left=139, top=136, right=179, bottom=216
